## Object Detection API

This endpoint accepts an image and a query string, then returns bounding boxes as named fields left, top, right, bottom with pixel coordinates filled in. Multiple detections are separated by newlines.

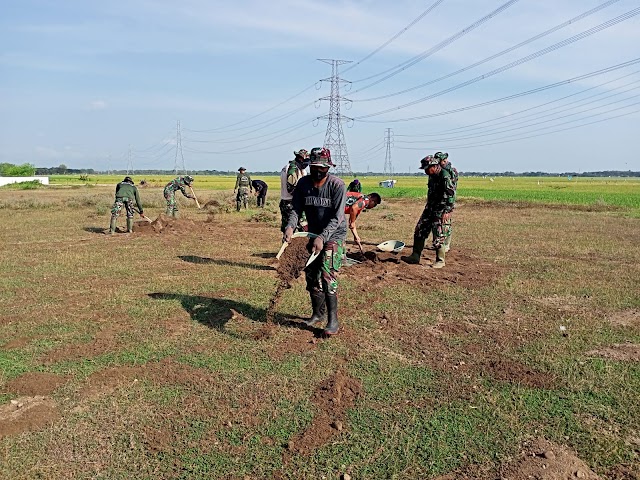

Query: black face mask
left=310, top=169, right=328, bottom=182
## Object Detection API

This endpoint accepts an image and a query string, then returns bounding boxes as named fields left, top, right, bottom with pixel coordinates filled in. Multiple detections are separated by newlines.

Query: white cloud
left=89, top=100, right=107, bottom=110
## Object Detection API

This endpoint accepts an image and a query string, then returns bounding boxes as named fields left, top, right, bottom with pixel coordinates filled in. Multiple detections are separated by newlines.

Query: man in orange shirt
left=344, top=192, right=381, bottom=252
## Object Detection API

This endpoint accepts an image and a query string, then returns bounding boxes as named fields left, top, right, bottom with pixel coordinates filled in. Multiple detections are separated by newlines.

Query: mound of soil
left=5, top=372, right=68, bottom=396
left=287, top=370, right=362, bottom=455
left=499, top=438, right=600, bottom=479
left=0, top=396, right=60, bottom=438
left=265, top=238, right=311, bottom=324
left=586, top=343, right=640, bottom=362
left=203, top=199, right=221, bottom=208
left=343, top=247, right=502, bottom=290
left=133, top=213, right=212, bottom=235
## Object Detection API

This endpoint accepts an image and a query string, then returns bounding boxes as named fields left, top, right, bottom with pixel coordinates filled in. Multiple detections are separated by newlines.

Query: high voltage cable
left=183, top=130, right=323, bottom=155
left=395, top=92, right=640, bottom=143
left=183, top=118, right=313, bottom=145
left=350, top=0, right=521, bottom=87
left=341, top=0, right=447, bottom=74
left=396, top=102, right=640, bottom=150
left=353, top=0, right=623, bottom=102
left=184, top=83, right=319, bottom=133
left=131, top=128, right=176, bottom=153
left=396, top=70, right=640, bottom=137
left=355, top=8, right=640, bottom=120
left=356, top=57, right=640, bottom=123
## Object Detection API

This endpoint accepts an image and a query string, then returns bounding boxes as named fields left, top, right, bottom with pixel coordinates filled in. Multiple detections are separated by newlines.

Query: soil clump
left=133, top=213, right=212, bottom=235
left=0, top=396, right=60, bottom=438
left=287, top=369, right=362, bottom=456
left=5, top=372, right=68, bottom=396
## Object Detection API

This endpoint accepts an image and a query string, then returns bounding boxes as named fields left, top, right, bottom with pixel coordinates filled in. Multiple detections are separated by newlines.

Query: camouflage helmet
left=294, top=149, right=309, bottom=159
left=434, top=151, right=449, bottom=162
left=184, top=175, right=194, bottom=185
left=309, top=147, right=334, bottom=168
left=419, top=155, right=437, bottom=170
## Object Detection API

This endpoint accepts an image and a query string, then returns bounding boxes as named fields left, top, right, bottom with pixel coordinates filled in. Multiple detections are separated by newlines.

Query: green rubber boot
left=402, top=236, right=425, bottom=264
left=126, top=217, right=134, bottom=233
left=109, top=216, right=117, bottom=234
left=433, top=247, right=446, bottom=269
left=444, top=235, right=452, bottom=253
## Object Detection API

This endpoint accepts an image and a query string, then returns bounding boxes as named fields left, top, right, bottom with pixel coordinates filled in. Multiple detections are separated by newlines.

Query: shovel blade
left=305, top=251, right=320, bottom=267
left=276, top=242, right=289, bottom=260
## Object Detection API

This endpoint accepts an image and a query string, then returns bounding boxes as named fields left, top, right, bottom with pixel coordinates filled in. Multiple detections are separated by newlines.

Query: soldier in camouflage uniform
left=403, top=155, right=456, bottom=268
left=435, top=152, right=458, bottom=253
left=109, top=176, right=143, bottom=234
left=280, top=149, right=309, bottom=232
left=284, top=147, right=346, bottom=336
left=164, top=175, right=195, bottom=217
left=234, top=167, right=253, bottom=211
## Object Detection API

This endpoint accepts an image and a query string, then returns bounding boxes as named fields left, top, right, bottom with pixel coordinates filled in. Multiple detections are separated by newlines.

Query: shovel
left=276, top=231, right=319, bottom=260
left=189, top=186, right=202, bottom=209
left=134, top=209, right=152, bottom=223
left=305, top=250, right=321, bottom=267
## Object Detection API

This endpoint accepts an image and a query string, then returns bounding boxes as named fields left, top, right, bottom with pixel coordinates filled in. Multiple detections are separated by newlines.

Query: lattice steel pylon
left=318, top=59, right=353, bottom=176
left=383, top=128, right=394, bottom=176
left=174, top=120, right=187, bottom=174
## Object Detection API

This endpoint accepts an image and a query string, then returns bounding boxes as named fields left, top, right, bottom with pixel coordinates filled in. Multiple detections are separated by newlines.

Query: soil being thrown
left=265, top=237, right=310, bottom=324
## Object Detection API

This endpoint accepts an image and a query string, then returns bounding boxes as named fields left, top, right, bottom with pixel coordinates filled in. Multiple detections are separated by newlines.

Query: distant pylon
left=318, top=59, right=353, bottom=176
left=174, top=120, right=187, bottom=174
left=126, top=144, right=134, bottom=175
left=383, top=128, right=394, bottom=176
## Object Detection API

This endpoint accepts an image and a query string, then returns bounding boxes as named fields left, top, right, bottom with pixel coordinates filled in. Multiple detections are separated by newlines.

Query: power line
left=356, top=57, right=640, bottom=123
left=353, top=0, right=623, bottom=102
left=349, top=0, right=521, bottom=88
left=355, top=7, right=640, bottom=120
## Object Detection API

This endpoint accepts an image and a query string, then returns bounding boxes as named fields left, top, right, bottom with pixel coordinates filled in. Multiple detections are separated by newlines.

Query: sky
left=1, top=0, right=639, bottom=173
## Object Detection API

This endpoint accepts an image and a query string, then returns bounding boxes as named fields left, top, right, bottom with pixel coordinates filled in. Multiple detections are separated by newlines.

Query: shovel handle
left=189, top=186, right=201, bottom=209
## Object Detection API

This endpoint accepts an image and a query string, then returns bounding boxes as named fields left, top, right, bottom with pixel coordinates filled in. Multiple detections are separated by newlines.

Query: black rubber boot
left=109, top=216, right=117, bottom=234
left=236, top=200, right=241, bottom=212
left=324, top=293, right=339, bottom=335
left=126, top=217, right=134, bottom=233
left=304, top=290, right=326, bottom=327
left=402, top=235, right=425, bottom=264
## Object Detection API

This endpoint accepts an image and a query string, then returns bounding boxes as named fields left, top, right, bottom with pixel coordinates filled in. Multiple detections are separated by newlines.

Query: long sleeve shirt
left=235, top=172, right=252, bottom=190
left=115, top=182, right=143, bottom=212
left=280, top=160, right=306, bottom=201
left=164, top=177, right=193, bottom=198
left=287, top=174, right=347, bottom=243
left=252, top=180, right=268, bottom=194
left=427, top=169, right=456, bottom=213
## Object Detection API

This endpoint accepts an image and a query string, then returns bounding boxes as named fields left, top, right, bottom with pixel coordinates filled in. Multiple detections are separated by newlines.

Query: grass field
left=1, top=179, right=639, bottom=479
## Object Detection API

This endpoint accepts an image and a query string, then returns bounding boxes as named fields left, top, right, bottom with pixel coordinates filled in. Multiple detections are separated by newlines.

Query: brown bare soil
left=133, top=213, right=215, bottom=235
left=203, top=199, right=221, bottom=208
left=586, top=343, right=640, bottom=362
left=2, top=337, right=32, bottom=349
left=343, top=247, right=503, bottom=290
left=287, top=369, right=362, bottom=456
left=607, top=309, right=640, bottom=328
left=0, top=396, right=60, bottom=438
left=40, top=323, right=128, bottom=364
left=480, top=358, right=557, bottom=389
left=5, top=372, right=68, bottom=396
left=499, top=438, right=601, bottom=479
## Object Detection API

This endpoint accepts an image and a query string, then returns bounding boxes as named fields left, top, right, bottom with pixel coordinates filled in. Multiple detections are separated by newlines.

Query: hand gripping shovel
left=276, top=232, right=319, bottom=260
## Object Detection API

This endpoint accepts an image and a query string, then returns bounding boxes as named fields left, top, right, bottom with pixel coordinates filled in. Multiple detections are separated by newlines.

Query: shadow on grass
left=148, top=292, right=317, bottom=334
left=251, top=252, right=277, bottom=259
left=178, top=255, right=275, bottom=271
left=84, top=226, right=108, bottom=234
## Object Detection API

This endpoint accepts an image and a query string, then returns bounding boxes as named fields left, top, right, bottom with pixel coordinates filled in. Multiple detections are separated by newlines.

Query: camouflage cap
left=294, top=149, right=309, bottom=159
left=309, top=147, right=334, bottom=168
left=434, top=151, right=449, bottom=162
left=419, top=155, right=437, bottom=169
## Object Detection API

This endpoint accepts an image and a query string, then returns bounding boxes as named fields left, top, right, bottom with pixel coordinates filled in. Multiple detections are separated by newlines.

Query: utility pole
left=383, top=128, right=394, bottom=176
left=318, top=59, right=353, bottom=177
left=174, top=120, right=187, bottom=174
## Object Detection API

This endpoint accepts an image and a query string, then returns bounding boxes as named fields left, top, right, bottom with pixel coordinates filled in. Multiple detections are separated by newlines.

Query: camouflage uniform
left=110, top=178, right=143, bottom=233
left=305, top=240, right=345, bottom=295
left=440, top=161, right=458, bottom=251
left=164, top=176, right=194, bottom=217
left=234, top=171, right=252, bottom=211
left=280, top=158, right=307, bottom=232
left=414, top=168, right=456, bottom=249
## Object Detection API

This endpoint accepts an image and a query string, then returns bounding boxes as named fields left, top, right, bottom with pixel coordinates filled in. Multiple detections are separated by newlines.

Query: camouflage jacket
left=426, top=168, right=456, bottom=213
left=235, top=172, right=252, bottom=190
left=164, top=177, right=193, bottom=198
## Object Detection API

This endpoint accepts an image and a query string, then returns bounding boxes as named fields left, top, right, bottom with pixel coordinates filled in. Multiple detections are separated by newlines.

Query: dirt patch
left=267, top=328, right=319, bottom=360
left=133, top=213, right=213, bottom=235
left=480, top=358, right=557, bottom=389
left=287, top=369, right=362, bottom=456
left=586, top=343, right=640, bottom=362
left=343, top=247, right=503, bottom=290
left=203, top=199, right=221, bottom=208
left=0, top=396, right=60, bottom=438
left=499, top=438, right=601, bottom=479
left=5, top=372, right=68, bottom=396
left=607, top=309, right=640, bottom=328
left=40, top=323, right=127, bottom=364
left=265, top=237, right=310, bottom=325
left=2, top=336, right=32, bottom=349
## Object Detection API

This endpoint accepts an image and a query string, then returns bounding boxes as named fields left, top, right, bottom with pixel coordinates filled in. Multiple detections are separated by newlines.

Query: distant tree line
left=1, top=162, right=36, bottom=176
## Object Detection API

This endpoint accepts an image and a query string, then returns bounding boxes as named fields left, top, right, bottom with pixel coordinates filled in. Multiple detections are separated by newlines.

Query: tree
left=58, top=164, right=68, bottom=174
left=0, top=162, right=36, bottom=176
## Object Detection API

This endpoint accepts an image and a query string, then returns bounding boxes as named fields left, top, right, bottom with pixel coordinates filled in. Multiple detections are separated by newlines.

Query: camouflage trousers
left=111, top=197, right=135, bottom=218
left=164, top=187, right=178, bottom=215
left=279, top=199, right=308, bottom=233
left=236, top=187, right=249, bottom=210
left=305, top=240, right=344, bottom=295
left=414, top=207, right=452, bottom=249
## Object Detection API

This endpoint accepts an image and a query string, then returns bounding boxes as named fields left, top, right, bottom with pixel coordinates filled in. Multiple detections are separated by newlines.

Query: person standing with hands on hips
left=283, top=147, right=346, bottom=336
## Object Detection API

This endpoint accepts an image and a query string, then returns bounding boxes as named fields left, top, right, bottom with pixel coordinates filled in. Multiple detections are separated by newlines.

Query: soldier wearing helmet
left=109, top=176, right=144, bottom=234
left=402, top=153, right=455, bottom=268
left=234, top=167, right=253, bottom=211
left=283, top=147, right=346, bottom=336
left=163, top=175, right=196, bottom=217
left=279, top=149, right=310, bottom=233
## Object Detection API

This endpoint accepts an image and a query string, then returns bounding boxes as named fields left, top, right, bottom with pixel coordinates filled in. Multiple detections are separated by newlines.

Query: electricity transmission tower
left=318, top=59, right=353, bottom=176
left=383, top=128, right=394, bottom=176
left=173, top=120, right=187, bottom=174
left=126, top=145, right=134, bottom=175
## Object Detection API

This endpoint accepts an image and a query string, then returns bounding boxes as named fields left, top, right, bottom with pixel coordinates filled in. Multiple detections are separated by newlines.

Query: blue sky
left=1, top=0, right=639, bottom=173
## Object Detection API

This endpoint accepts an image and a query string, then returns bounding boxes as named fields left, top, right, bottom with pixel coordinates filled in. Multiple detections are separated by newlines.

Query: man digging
left=163, top=175, right=196, bottom=217
left=283, top=147, right=346, bottom=336
left=403, top=155, right=455, bottom=268
left=109, top=176, right=144, bottom=234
